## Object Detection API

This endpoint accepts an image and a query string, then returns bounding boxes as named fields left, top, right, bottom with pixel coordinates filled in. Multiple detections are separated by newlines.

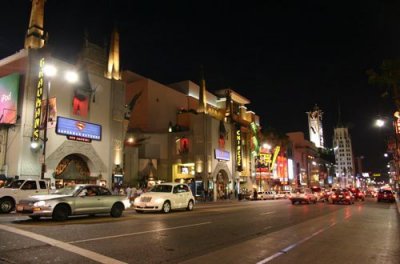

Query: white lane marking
left=69, top=221, right=212, bottom=244
left=0, top=224, right=126, bottom=264
left=256, top=222, right=337, bottom=264
left=260, top=211, right=275, bottom=215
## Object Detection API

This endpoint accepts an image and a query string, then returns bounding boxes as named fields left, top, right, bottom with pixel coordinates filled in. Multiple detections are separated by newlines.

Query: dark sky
left=1, top=0, right=400, bottom=172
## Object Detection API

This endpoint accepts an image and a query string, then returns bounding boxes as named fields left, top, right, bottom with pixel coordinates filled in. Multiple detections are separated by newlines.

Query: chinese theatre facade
left=0, top=0, right=126, bottom=188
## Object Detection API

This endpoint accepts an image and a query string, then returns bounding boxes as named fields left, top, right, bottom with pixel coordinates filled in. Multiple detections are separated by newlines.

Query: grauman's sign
left=236, top=128, right=242, bottom=171
left=32, top=58, right=45, bottom=141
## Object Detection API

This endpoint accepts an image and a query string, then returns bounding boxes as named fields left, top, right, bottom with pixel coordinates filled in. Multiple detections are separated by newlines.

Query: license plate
left=16, top=205, right=23, bottom=211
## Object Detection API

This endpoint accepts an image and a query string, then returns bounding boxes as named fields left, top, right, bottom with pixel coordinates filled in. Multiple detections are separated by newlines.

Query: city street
left=0, top=198, right=399, bottom=264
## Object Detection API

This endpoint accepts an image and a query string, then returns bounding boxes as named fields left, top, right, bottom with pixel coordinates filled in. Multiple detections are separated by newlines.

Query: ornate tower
left=24, top=0, right=46, bottom=49
left=306, top=104, right=324, bottom=148
left=105, top=28, right=121, bottom=80
left=197, top=68, right=207, bottom=113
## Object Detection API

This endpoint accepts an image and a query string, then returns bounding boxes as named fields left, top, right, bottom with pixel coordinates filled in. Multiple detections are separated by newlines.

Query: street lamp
left=375, top=116, right=400, bottom=192
left=38, top=64, right=78, bottom=179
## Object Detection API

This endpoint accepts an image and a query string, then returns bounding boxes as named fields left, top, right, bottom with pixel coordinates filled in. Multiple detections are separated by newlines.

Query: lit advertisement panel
left=288, top=159, right=294, bottom=180
left=0, top=73, right=20, bottom=124
left=215, top=149, right=230, bottom=161
left=56, top=116, right=101, bottom=141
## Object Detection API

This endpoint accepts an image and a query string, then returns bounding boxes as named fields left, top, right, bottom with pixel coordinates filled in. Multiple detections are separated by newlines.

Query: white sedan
left=133, top=183, right=195, bottom=213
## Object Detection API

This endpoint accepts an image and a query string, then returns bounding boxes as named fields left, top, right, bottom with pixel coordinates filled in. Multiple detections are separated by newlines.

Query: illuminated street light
left=39, top=63, right=78, bottom=179
left=375, top=118, right=385, bottom=127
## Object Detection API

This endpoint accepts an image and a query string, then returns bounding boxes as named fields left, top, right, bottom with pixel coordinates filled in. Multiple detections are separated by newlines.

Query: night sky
left=1, top=0, right=400, bottom=172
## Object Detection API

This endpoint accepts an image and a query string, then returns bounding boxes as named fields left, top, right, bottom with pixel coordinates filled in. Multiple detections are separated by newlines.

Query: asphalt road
left=0, top=198, right=399, bottom=264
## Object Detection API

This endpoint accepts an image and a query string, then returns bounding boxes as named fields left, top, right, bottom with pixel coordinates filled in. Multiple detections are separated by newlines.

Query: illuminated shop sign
left=0, top=73, right=20, bottom=124
left=56, top=116, right=101, bottom=141
left=215, top=149, right=230, bottom=161
left=271, top=146, right=281, bottom=167
left=236, top=128, right=242, bottom=171
left=32, top=58, right=45, bottom=141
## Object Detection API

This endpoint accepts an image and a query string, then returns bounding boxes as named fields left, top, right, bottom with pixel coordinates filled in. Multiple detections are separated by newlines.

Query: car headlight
left=33, top=201, right=47, bottom=207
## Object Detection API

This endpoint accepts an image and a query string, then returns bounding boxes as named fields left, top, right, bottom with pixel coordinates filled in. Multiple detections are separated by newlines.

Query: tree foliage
left=367, top=59, right=400, bottom=110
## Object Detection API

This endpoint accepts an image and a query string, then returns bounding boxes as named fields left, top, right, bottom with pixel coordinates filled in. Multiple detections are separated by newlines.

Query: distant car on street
left=133, top=182, right=195, bottom=213
left=330, top=189, right=355, bottom=205
left=16, top=184, right=130, bottom=221
left=275, top=191, right=291, bottom=199
left=289, top=188, right=317, bottom=205
left=377, top=189, right=396, bottom=203
left=263, top=191, right=277, bottom=200
left=349, top=187, right=365, bottom=201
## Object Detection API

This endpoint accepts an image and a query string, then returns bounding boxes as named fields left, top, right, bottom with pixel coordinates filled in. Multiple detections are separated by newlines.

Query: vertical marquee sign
left=32, top=58, right=45, bottom=142
left=236, top=126, right=243, bottom=171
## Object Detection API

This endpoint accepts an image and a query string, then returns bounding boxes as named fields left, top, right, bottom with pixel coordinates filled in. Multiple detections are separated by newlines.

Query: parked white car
left=264, top=191, right=277, bottom=200
left=0, top=179, right=49, bottom=213
left=133, top=183, right=195, bottom=213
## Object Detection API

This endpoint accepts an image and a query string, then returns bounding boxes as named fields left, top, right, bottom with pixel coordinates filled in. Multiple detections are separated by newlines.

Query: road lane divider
left=256, top=222, right=336, bottom=264
left=68, top=221, right=212, bottom=244
left=0, top=224, right=127, bottom=264
left=260, top=211, right=275, bottom=216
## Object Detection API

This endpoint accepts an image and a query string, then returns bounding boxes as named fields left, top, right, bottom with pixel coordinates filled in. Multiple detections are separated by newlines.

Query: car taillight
left=346, top=195, right=350, bottom=199
left=332, top=195, right=336, bottom=198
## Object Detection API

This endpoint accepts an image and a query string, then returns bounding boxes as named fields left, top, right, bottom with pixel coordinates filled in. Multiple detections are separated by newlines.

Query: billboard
left=0, top=73, right=20, bottom=124
left=56, top=116, right=101, bottom=141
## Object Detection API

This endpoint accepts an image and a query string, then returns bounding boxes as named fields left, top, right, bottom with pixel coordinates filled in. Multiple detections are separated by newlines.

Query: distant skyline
left=1, top=0, right=400, bottom=172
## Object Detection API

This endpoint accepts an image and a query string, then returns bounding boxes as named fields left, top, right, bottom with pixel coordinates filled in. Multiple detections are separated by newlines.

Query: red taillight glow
left=346, top=196, right=350, bottom=199
left=332, top=195, right=337, bottom=198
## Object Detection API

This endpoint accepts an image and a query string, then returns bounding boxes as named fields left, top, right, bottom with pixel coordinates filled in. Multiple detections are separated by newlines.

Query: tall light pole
left=40, top=64, right=78, bottom=179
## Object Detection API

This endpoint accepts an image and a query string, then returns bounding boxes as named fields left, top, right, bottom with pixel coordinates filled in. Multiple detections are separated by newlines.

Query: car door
left=17, top=180, right=40, bottom=203
left=179, top=184, right=191, bottom=208
left=173, top=184, right=188, bottom=208
left=73, top=187, right=103, bottom=214
left=96, top=186, right=115, bottom=212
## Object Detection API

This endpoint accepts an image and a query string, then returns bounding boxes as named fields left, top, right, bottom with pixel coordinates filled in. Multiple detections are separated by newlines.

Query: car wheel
left=186, top=200, right=194, bottom=211
left=111, top=203, right=124, bottom=218
left=52, top=204, right=69, bottom=221
left=29, top=215, right=41, bottom=221
left=0, top=198, right=15, bottom=213
left=161, top=201, right=171, bottom=213
left=291, top=201, right=295, bottom=205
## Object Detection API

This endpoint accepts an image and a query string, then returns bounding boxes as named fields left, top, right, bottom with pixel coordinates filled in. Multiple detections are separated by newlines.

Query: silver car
left=16, top=184, right=131, bottom=221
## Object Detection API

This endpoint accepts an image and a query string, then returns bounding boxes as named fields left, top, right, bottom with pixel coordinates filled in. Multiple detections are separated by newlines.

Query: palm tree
left=367, top=59, right=400, bottom=110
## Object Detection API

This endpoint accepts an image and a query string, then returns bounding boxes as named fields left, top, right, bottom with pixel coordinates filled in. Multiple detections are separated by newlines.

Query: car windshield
left=52, top=185, right=80, bottom=195
left=150, top=185, right=173, bottom=193
left=4, top=180, right=25, bottom=189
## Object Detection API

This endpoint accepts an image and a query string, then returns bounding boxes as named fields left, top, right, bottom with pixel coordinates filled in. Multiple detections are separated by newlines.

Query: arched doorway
left=54, top=154, right=94, bottom=188
left=216, top=170, right=229, bottom=200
